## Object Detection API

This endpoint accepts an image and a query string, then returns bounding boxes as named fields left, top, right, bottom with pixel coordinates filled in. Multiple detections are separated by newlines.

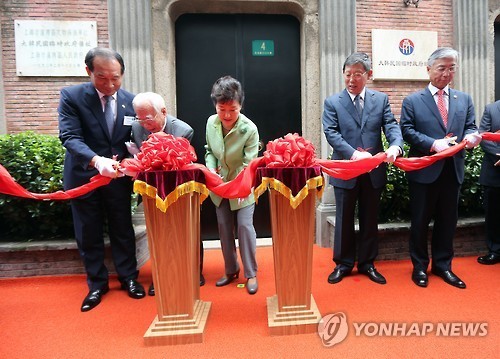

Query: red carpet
left=1, top=245, right=499, bottom=358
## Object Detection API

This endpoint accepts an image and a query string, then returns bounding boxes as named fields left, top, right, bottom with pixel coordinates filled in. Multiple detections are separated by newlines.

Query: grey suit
left=479, top=101, right=500, bottom=255
left=131, top=114, right=193, bottom=147
left=400, top=85, right=477, bottom=272
left=322, top=88, right=403, bottom=271
left=130, top=114, right=201, bottom=280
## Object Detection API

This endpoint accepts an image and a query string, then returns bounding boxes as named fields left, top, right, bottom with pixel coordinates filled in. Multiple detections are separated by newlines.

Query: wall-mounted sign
left=252, top=40, right=274, bottom=56
left=14, top=20, right=97, bottom=77
left=371, top=29, right=438, bottom=81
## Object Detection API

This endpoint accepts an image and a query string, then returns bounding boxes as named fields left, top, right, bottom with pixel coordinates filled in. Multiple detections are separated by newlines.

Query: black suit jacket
left=400, top=87, right=477, bottom=184
left=479, top=101, right=500, bottom=187
left=58, top=83, right=135, bottom=189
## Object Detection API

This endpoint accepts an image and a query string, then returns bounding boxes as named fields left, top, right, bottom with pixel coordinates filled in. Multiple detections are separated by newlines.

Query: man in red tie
left=400, top=47, right=481, bottom=289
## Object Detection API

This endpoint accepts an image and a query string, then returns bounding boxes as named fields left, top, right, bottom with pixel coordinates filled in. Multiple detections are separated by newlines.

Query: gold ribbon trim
left=254, top=175, right=324, bottom=209
left=133, top=180, right=209, bottom=213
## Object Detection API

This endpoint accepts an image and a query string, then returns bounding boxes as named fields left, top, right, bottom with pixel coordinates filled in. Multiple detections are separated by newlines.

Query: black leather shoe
left=121, top=279, right=146, bottom=299
left=411, top=270, right=428, bottom=287
left=148, top=283, right=155, bottom=296
left=359, top=267, right=387, bottom=284
left=246, top=277, right=258, bottom=295
left=477, top=253, right=500, bottom=265
left=215, top=270, right=239, bottom=287
left=431, top=269, right=466, bottom=289
left=81, top=286, right=109, bottom=312
left=200, top=273, right=205, bottom=287
left=327, top=267, right=351, bottom=284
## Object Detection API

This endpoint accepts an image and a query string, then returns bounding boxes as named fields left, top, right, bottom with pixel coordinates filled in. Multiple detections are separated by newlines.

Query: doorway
left=495, top=20, right=500, bottom=101
left=175, top=13, right=301, bottom=239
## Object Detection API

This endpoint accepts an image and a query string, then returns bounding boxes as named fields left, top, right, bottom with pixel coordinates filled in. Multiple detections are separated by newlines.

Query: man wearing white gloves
left=126, top=92, right=198, bottom=296
left=322, top=52, right=404, bottom=286
left=58, top=47, right=145, bottom=312
left=400, top=47, right=480, bottom=289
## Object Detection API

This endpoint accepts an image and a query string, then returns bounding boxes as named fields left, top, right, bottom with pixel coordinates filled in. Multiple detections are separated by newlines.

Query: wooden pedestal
left=267, top=189, right=322, bottom=335
left=142, top=192, right=211, bottom=345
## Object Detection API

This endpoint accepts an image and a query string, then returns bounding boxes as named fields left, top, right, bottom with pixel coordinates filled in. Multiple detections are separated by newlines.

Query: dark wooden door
left=176, top=13, right=301, bottom=239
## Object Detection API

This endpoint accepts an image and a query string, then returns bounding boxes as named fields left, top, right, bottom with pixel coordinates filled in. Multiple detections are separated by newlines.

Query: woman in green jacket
left=205, top=76, right=260, bottom=295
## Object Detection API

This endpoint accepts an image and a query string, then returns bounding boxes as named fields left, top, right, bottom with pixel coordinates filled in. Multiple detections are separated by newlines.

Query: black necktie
left=354, top=95, right=363, bottom=118
left=104, top=95, right=114, bottom=136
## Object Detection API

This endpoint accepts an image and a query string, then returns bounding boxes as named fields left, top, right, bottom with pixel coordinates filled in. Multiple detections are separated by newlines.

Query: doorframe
left=151, top=0, right=321, bottom=151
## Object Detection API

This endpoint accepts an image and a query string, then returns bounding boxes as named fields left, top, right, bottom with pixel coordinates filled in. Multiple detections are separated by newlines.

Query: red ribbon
left=316, top=153, right=386, bottom=180
left=393, top=141, right=466, bottom=172
left=0, top=164, right=111, bottom=200
left=481, top=132, right=500, bottom=142
left=0, top=133, right=496, bottom=201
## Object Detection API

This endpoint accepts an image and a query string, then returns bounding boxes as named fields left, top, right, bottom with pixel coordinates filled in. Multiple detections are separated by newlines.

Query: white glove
left=464, top=131, right=482, bottom=149
left=432, top=136, right=457, bottom=153
left=125, top=141, right=140, bottom=156
left=351, top=150, right=372, bottom=160
left=384, top=145, right=401, bottom=163
left=94, top=156, right=122, bottom=178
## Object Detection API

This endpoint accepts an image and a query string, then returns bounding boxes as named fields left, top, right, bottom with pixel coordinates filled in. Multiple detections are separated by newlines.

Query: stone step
left=325, top=216, right=486, bottom=260
left=0, top=223, right=149, bottom=278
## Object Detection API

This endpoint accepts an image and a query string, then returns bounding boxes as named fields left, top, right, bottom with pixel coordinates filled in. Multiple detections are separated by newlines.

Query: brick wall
left=0, top=0, right=110, bottom=135
left=1, top=0, right=456, bottom=134
left=356, top=0, right=454, bottom=120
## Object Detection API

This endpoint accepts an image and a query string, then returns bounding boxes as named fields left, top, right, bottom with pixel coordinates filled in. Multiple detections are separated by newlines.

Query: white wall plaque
left=14, top=20, right=97, bottom=77
left=371, top=29, right=438, bottom=81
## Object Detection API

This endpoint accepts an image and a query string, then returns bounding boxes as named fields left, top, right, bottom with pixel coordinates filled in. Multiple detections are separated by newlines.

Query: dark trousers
left=71, top=177, right=138, bottom=291
left=333, top=174, right=382, bottom=271
left=408, top=159, right=460, bottom=272
left=483, top=186, right=500, bottom=255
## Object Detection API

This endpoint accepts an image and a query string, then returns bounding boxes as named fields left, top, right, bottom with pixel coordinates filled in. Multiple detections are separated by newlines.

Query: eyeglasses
left=344, top=71, right=367, bottom=80
left=433, top=65, right=457, bottom=74
left=134, top=113, right=159, bottom=124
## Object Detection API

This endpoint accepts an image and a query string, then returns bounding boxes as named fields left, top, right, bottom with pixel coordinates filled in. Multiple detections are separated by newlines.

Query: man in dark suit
left=127, top=92, right=202, bottom=295
left=58, top=47, right=145, bottom=312
left=477, top=101, right=500, bottom=265
left=322, top=52, right=404, bottom=285
left=400, top=47, right=481, bottom=289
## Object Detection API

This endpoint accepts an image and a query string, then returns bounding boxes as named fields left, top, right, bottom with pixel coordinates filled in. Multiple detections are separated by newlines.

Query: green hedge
left=0, top=131, right=74, bottom=241
left=0, top=131, right=486, bottom=241
left=379, top=142, right=484, bottom=222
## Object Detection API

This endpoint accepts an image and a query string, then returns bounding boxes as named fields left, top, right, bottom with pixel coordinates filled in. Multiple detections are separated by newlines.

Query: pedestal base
left=144, top=300, right=211, bottom=346
left=267, top=295, right=321, bottom=336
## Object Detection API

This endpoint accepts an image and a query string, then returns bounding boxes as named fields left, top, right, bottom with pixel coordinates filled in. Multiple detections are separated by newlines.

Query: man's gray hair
left=343, top=52, right=372, bottom=72
left=428, top=47, right=459, bottom=67
left=132, top=92, right=166, bottom=114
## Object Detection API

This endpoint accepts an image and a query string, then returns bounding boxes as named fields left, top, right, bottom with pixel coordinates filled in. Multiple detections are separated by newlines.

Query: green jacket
left=205, top=113, right=259, bottom=210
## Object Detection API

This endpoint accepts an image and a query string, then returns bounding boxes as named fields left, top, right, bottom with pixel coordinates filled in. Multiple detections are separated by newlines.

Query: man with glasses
left=129, top=92, right=193, bottom=149
left=322, top=52, right=404, bottom=285
left=128, top=92, right=197, bottom=296
left=400, top=47, right=481, bottom=289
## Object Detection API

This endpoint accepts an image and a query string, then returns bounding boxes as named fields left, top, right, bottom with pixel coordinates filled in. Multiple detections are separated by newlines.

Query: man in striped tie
left=58, top=47, right=146, bottom=312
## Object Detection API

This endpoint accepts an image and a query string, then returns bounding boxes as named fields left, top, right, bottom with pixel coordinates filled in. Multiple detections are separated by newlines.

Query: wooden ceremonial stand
left=142, top=191, right=211, bottom=346
left=266, top=179, right=322, bottom=336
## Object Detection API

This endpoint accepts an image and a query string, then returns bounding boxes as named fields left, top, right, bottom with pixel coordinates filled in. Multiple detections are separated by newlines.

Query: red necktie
left=437, top=89, right=448, bottom=127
